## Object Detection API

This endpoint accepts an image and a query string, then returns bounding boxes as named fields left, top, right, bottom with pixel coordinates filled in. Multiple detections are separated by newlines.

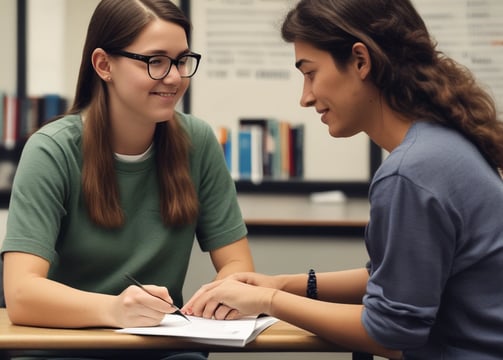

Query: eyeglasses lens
left=148, top=55, right=197, bottom=79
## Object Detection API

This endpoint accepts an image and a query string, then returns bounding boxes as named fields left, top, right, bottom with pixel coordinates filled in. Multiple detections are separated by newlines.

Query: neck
left=366, top=98, right=413, bottom=153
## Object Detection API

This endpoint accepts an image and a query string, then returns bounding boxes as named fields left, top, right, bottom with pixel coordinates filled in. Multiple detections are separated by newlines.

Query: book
left=116, top=315, right=278, bottom=347
left=290, top=123, right=304, bottom=178
left=238, top=129, right=252, bottom=180
left=217, top=126, right=232, bottom=172
left=238, top=119, right=264, bottom=183
left=249, top=125, right=263, bottom=183
left=40, top=94, right=67, bottom=125
left=279, top=120, right=291, bottom=179
left=239, top=118, right=269, bottom=176
left=0, top=92, right=5, bottom=144
left=3, top=95, right=19, bottom=150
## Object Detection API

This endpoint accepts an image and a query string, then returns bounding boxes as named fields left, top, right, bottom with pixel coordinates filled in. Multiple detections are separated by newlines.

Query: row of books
left=218, top=118, right=304, bottom=183
left=1, top=93, right=67, bottom=150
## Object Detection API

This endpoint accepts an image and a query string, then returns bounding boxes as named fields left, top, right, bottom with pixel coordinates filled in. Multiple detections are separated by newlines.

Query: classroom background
left=1, top=1, right=502, bottom=359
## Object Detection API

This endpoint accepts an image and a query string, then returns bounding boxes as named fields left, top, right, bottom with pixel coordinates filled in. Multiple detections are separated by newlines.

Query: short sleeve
left=181, top=114, right=247, bottom=251
left=2, top=132, right=70, bottom=263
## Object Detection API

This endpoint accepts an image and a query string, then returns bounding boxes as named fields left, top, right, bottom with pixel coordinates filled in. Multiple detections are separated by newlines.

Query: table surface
left=0, top=309, right=347, bottom=353
left=238, top=194, right=370, bottom=227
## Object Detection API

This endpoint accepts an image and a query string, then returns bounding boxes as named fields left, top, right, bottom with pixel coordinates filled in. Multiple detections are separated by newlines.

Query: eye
left=177, top=56, right=189, bottom=66
left=148, top=56, right=166, bottom=66
left=303, top=71, right=315, bottom=80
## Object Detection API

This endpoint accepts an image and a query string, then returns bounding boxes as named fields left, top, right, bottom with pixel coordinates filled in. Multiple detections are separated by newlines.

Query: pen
left=124, top=273, right=190, bottom=322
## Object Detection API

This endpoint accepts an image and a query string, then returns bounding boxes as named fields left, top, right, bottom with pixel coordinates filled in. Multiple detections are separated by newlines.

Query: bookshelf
left=183, top=0, right=380, bottom=192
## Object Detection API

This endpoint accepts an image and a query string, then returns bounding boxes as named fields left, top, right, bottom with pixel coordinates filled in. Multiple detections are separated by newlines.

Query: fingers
left=183, top=284, right=226, bottom=319
left=121, top=285, right=173, bottom=324
left=183, top=280, right=223, bottom=314
left=214, top=304, right=241, bottom=320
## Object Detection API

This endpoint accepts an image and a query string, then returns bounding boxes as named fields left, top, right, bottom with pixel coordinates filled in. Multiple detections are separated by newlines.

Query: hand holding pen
left=124, top=273, right=190, bottom=322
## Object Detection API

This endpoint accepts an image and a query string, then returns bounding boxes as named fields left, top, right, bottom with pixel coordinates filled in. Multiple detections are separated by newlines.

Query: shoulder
left=371, top=121, right=496, bottom=201
left=376, top=121, right=481, bottom=180
left=22, top=114, right=83, bottom=164
left=176, top=111, right=214, bottom=138
left=176, top=111, right=220, bottom=154
left=28, top=114, right=83, bottom=148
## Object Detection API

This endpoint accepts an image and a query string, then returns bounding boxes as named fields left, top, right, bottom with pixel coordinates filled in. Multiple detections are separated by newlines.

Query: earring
left=105, top=76, right=112, bottom=81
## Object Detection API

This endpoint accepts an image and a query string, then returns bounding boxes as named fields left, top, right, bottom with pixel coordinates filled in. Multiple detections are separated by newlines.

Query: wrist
left=266, top=288, right=279, bottom=316
left=306, top=269, right=318, bottom=299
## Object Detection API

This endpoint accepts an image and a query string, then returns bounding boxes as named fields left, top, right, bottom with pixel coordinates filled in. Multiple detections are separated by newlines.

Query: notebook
left=116, top=314, right=278, bottom=347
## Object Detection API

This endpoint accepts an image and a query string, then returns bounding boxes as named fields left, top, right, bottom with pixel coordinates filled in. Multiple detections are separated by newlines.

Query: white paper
left=116, top=315, right=278, bottom=347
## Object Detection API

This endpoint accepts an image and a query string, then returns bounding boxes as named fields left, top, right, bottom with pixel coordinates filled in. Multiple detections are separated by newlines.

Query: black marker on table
left=124, top=273, right=190, bottom=322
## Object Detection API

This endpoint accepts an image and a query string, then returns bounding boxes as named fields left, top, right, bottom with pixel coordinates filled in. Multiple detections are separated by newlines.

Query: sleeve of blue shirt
left=362, top=173, right=456, bottom=349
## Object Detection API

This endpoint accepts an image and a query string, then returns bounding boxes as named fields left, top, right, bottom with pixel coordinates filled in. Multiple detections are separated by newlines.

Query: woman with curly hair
left=184, top=1, right=503, bottom=358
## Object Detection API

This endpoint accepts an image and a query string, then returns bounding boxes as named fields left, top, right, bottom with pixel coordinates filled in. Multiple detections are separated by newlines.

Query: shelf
left=238, top=193, right=369, bottom=237
left=235, top=179, right=369, bottom=197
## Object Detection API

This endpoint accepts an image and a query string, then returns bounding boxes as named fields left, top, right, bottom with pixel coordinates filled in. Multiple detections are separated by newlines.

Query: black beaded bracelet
left=306, top=268, right=318, bottom=299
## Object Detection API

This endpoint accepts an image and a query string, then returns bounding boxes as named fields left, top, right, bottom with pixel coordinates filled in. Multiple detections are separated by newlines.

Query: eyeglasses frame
left=107, top=49, right=202, bottom=79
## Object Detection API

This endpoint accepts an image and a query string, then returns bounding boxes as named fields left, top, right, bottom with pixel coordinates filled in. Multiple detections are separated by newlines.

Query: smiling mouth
left=152, top=91, right=177, bottom=97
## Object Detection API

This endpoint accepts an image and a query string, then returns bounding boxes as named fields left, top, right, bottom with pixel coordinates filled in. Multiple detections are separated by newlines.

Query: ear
left=92, top=48, right=112, bottom=82
left=351, top=42, right=371, bottom=80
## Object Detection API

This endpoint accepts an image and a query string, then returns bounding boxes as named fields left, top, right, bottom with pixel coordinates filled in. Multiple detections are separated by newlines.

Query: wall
left=0, top=0, right=17, bottom=94
left=26, top=0, right=99, bottom=99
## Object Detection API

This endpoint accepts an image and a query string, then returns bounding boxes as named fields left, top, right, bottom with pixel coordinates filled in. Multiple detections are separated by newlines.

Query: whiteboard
left=187, top=0, right=503, bottom=182
left=413, top=0, right=503, bottom=112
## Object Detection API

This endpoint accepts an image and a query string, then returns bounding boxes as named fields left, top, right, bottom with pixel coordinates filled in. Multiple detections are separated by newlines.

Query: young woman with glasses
left=1, top=1, right=253, bottom=358
left=184, top=0, right=503, bottom=359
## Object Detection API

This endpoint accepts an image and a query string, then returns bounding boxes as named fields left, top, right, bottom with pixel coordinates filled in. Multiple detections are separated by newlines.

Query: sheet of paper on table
left=116, top=314, right=278, bottom=347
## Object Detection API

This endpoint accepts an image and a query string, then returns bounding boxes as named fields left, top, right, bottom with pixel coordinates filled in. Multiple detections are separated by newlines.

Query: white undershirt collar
left=114, top=143, right=154, bottom=163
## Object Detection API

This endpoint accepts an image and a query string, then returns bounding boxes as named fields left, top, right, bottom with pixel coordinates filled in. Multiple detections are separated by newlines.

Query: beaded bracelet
left=306, top=268, right=318, bottom=299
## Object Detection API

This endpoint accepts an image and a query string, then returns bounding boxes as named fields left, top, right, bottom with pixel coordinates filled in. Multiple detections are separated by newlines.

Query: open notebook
left=116, top=314, right=278, bottom=347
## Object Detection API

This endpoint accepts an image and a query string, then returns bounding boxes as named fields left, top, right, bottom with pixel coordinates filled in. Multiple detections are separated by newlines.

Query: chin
left=155, top=111, right=175, bottom=122
left=328, top=127, right=344, bottom=138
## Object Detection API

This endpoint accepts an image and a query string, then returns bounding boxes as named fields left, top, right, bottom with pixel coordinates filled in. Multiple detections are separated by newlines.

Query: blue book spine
left=238, top=129, right=252, bottom=180
left=42, top=94, right=66, bottom=124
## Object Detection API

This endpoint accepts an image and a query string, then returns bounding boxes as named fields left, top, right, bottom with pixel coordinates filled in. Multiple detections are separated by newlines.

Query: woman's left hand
left=182, top=279, right=277, bottom=320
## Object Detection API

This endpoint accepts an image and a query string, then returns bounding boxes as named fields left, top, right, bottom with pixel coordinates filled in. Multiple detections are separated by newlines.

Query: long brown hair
left=282, top=0, right=503, bottom=171
left=68, top=0, right=198, bottom=228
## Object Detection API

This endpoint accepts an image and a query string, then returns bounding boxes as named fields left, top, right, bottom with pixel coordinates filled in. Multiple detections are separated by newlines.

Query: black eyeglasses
left=108, top=50, right=201, bottom=79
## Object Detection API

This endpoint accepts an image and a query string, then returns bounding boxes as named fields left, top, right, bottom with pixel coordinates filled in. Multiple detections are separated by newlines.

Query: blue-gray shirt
left=362, top=121, right=503, bottom=359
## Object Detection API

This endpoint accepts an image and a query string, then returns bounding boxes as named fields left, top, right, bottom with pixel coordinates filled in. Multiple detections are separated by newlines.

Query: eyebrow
left=295, top=59, right=312, bottom=69
left=144, top=48, right=192, bottom=57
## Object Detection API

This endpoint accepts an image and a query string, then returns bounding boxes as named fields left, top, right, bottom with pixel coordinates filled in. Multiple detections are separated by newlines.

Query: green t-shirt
left=1, top=112, right=247, bottom=306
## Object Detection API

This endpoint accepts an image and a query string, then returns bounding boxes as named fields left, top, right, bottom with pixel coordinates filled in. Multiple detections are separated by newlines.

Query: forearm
left=214, top=258, right=254, bottom=280
left=274, top=268, right=369, bottom=303
left=6, top=277, right=116, bottom=328
left=211, top=237, right=255, bottom=280
left=317, top=268, right=369, bottom=303
left=268, top=291, right=401, bottom=359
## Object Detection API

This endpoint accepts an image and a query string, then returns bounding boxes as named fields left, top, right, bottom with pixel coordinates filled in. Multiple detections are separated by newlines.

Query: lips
left=151, top=91, right=177, bottom=97
left=316, top=108, right=329, bottom=123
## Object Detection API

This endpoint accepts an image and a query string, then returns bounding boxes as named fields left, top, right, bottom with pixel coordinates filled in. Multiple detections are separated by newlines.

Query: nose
left=300, top=90, right=315, bottom=108
left=299, top=79, right=315, bottom=107
left=162, top=65, right=182, bottom=84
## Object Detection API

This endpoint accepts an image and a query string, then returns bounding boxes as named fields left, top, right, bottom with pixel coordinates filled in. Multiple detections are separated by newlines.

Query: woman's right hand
left=110, top=284, right=175, bottom=328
